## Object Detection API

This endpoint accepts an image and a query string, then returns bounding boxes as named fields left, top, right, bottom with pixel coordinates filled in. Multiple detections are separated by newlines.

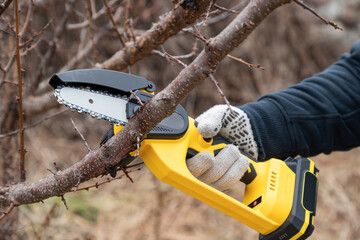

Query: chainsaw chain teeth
left=54, top=86, right=128, bottom=126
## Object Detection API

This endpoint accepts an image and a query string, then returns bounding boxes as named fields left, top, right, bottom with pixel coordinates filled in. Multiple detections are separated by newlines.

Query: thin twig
left=60, top=195, right=68, bottom=210
left=202, top=0, right=213, bottom=27
left=294, top=0, right=343, bottom=31
left=152, top=47, right=194, bottom=67
left=0, top=109, right=68, bottom=139
left=66, top=0, right=119, bottom=30
left=166, top=52, right=187, bottom=68
left=209, top=73, right=235, bottom=116
left=1, top=80, right=18, bottom=86
left=227, top=54, right=264, bottom=70
left=214, top=4, right=241, bottom=14
left=70, top=118, right=91, bottom=152
left=0, top=203, right=16, bottom=221
left=121, top=167, right=133, bottom=183
left=182, top=1, right=250, bottom=33
left=73, top=165, right=143, bottom=191
left=20, top=18, right=53, bottom=50
left=103, top=0, right=126, bottom=47
left=0, top=1, right=33, bottom=89
left=86, top=1, right=99, bottom=64
left=14, top=0, right=26, bottom=182
left=191, top=25, right=207, bottom=42
left=125, top=18, right=136, bottom=42
left=47, top=168, right=58, bottom=177
left=129, top=90, right=144, bottom=106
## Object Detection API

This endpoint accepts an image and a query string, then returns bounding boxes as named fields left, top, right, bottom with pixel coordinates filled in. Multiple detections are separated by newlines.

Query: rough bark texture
left=0, top=0, right=291, bottom=208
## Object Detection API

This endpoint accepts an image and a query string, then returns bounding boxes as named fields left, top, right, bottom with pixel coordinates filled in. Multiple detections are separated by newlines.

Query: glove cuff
left=240, top=99, right=294, bottom=161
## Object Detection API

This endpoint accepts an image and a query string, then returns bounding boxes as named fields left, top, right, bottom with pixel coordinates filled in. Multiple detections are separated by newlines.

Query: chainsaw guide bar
left=54, top=85, right=129, bottom=126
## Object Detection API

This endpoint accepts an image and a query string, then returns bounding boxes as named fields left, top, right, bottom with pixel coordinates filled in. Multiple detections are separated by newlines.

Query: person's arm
left=241, top=40, right=360, bottom=161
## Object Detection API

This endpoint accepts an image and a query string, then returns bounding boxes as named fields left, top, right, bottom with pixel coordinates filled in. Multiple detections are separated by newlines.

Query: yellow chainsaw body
left=113, top=118, right=318, bottom=237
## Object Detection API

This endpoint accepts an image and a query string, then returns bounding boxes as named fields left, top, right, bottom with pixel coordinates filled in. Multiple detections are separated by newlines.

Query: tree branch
left=293, top=0, right=343, bottom=31
left=95, top=0, right=213, bottom=70
left=0, top=0, right=13, bottom=17
left=0, top=0, right=291, bottom=208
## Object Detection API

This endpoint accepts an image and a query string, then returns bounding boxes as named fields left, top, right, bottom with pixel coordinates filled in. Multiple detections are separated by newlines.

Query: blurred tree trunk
left=0, top=32, right=19, bottom=240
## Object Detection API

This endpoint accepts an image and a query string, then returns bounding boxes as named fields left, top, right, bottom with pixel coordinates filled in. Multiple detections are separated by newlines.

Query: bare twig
left=14, top=0, right=26, bottom=182
left=166, top=52, right=188, bottom=68
left=20, top=18, right=53, bottom=56
left=190, top=24, right=208, bottom=43
left=214, top=4, right=241, bottom=14
left=202, top=0, right=213, bottom=27
left=153, top=50, right=188, bottom=68
left=0, top=0, right=33, bottom=89
left=125, top=17, right=136, bottom=42
left=182, top=1, right=250, bottom=32
left=103, top=0, right=126, bottom=47
left=1, top=80, right=18, bottom=86
left=209, top=73, right=235, bottom=116
left=85, top=1, right=99, bottom=64
left=0, top=203, right=16, bottom=221
left=96, top=0, right=214, bottom=70
left=47, top=168, right=58, bottom=177
left=129, top=90, right=144, bottom=106
left=227, top=54, right=264, bottom=70
left=0, top=109, right=68, bottom=139
left=121, top=167, right=133, bottom=183
left=66, top=0, right=119, bottom=30
left=60, top=195, right=68, bottom=210
left=73, top=165, right=143, bottom=192
left=70, top=118, right=92, bottom=152
left=30, top=0, right=76, bottom=93
left=294, top=0, right=343, bottom=31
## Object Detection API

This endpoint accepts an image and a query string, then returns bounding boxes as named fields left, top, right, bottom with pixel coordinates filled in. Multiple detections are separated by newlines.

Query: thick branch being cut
left=0, top=0, right=291, bottom=208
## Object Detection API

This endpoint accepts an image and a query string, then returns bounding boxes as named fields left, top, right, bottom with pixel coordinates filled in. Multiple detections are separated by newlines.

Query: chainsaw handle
left=184, top=131, right=258, bottom=185
left=139, top=117, right=285, bottom=234
left=115, top=116, right=317, bottom=238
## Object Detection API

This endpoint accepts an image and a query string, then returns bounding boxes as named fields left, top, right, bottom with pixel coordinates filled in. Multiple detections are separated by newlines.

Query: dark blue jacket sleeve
left=240, top=41, right=360, bottom=161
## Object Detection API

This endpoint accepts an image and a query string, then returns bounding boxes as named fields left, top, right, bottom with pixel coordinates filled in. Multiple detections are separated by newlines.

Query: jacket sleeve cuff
left=240, top=99, right=294, bottom=161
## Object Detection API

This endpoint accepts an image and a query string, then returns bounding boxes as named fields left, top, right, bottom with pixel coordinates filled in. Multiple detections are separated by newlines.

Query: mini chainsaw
left=49, top=69, right=319, bottom=240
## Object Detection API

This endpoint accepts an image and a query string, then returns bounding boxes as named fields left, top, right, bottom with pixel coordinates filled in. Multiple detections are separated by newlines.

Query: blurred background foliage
left=0, top=0, right=359, bottom=239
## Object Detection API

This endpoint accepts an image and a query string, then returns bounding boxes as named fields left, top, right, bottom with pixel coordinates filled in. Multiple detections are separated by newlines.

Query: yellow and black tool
left=50, top=69, right=319, bottom=240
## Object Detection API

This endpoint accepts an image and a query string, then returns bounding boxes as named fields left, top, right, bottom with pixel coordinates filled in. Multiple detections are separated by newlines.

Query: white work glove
left=187, top=105, right=258, bottom=191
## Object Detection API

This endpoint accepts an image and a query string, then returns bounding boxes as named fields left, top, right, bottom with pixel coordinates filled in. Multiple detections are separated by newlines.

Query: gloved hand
left=186, top=105, right=259, bottom=191
left=196, top=104, right=258, bottom=159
